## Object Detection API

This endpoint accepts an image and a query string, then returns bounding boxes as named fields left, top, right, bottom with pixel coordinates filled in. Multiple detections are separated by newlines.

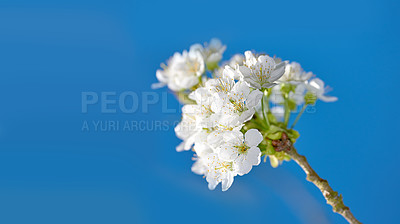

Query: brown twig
left=285, top=147, right=362, bottom=224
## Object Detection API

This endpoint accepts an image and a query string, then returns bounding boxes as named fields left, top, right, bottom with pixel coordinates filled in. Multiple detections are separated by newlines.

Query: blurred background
left=0, top=0, right=399, bottom=223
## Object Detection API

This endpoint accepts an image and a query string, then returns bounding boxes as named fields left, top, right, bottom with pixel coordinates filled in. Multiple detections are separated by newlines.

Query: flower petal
left=245, top=129, right=263, bottom=147
left=221, top=173, right=234, bottom=191
left=246, top=89, right=263, bottom=108
left=270, top=61, right=287, bottom=81
left=244, top=51, right=257, bottom=65
left=246, top=146, right=261, bottom=166
left=319, top=95, right=338, bottom=102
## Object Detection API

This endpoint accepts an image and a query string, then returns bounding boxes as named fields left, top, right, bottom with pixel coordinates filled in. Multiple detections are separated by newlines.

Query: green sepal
left=267, top=124, right=284, bottom=134
left=266, top=143, right=276, bottom=155
left=287, top=129, right=300, bottom=142
left=267, top=132, right=282, bottom=140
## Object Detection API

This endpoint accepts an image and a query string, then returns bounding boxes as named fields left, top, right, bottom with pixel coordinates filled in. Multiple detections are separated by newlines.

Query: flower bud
left=304, top=91, right=317, bottom=105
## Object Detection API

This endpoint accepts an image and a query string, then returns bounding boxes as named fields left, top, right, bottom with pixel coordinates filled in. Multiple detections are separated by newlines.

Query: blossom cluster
left=154, top=39, right=337, bottom=191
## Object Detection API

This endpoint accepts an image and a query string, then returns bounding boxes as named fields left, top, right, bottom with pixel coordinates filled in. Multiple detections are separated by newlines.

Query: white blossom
left=191, top=156, right=208, bottom=175
left=217, top=129, right=263, bottom=176
left=270, top=83, right=307, bottom=105
left=174, top=106, right=202, bottom=152
left=187, top=87, right=219, bottom=128
left=203, top=153, right=237, bottom=191
left=173, top=64, right=264, bottom=191
left=154, top=49, right=205, bottom=91
left=163, top=45, right=339, bottom=192
left=190, top=38, right=226, bottom=67
left=239, top=51, right=286, bottom=89
left=204, top=67, right=262, bottom=147
left=307, top=78, right=338, bottom=102
left=279, top=62, right=313, bottom=83
left=215, top=54, right=244, bottom=79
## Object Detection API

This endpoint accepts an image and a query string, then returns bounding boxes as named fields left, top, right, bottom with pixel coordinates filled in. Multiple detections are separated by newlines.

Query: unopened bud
left=304, top=91, right=317, bottom=105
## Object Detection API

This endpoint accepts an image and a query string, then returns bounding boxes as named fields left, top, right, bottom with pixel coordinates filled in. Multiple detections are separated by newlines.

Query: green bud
left=304, top=91, right=317, bottom=105
left=269, top=156, right=279, bottom=168
left=206, top=62, right=219, bottom=71
left=281, top=83, right=295, bottom=95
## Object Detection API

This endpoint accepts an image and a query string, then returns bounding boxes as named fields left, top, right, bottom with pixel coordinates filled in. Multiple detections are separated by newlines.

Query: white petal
left=232, top=81, right=250, bottom=100
left=270, top=61, right=286, bottom=81
left=156, top=69, right=168, bottom=83
left=319, top=95, right=338, bottom=102
left=303, top=72, right=313, bottom=81
left=247, top=146, right=262, bottom=166
left=207, top=53, right=222, bottom=64
left=239, top=108, right=255, bottom=123
left=236, top=147, right=261, bottom=175
left=244, top=51, right=257, bottom=65
left=218, top=144, right=238, bottom=161
left=207, top=178, right=218, bottom=190
left=235, top=155, right=251, bottom=175
left=209, top=38, right=223, bottom=49
left=221, top=173, right=234, bottom=191
left=189, top=43, right=204, bottom=54
left=309, top=78, right=324, bottom=90
left=181, top=104, right=198, bottom=115
left=238, top=65, right=252, bottom=79
left=207, top=130, right=224, bottom=147
left=176, top=142, right=186, bottom=152
left=261, top=83, right=277, bottom=88
left=222, top=130, right=243, bottom=143
left=210, top=95, right=224, bottom=114
left=191, top=160, right=206, bottom=175
left=245, top=129, right=263, bottom=147
left=222, top=65, right=235, bottom=79
left=246, top=89, right=263, bottom=108
left=151, top=82, right=166, bottom=89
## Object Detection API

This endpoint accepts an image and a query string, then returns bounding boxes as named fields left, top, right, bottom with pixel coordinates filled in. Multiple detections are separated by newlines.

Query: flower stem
left=291, top=104, right=307, bottom=129
left=285, top=147, right=362, bottom=224
left=261, top=94, right=270, bottom=127
left=284, top=98, right=290, bottom=126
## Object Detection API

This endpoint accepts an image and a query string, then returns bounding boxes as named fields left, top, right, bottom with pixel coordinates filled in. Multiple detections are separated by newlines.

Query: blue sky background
left=0, top=0, right=399, bottom=223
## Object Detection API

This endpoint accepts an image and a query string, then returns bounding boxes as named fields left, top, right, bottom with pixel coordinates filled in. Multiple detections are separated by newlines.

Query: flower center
left=235, top=143, right=250, bottom=154
left=229, top=98, right=245, bottom=112
left=215, top=77, right=234, bottom=93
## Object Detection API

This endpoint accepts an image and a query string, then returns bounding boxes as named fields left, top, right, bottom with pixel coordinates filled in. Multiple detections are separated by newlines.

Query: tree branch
left=285, top=147, right=362, bottom=224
